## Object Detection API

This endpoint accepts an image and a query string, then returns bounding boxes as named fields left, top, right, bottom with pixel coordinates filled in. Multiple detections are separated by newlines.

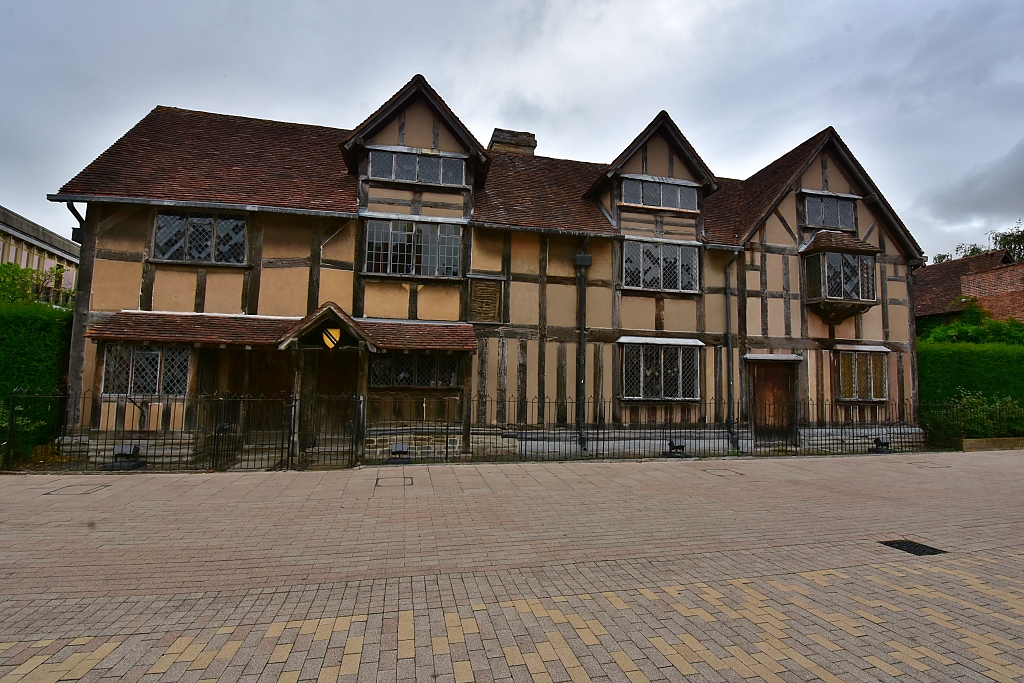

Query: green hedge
left=918, top=340, right=1024, bottom=403
left=0, top=302, right=73, bottom=397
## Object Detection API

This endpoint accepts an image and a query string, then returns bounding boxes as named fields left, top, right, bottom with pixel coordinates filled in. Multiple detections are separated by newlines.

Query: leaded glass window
left=836, top=351, right=887, bottom=401
left=808, top=252, right=875, bottom=302
left=364, top=150, right=465, bottom=186
left=369, top=354, right=462, bottom=388
left=154, top=212, right=246, bottom=264
left=102, top=345, right=190, bottom=396
left=621, top=343, right=699, bottom=400
left=804, top=194, right=856, bottom=230
left=622, top=240, right=699, bottom=292
left=620, top=178, right=698, bottom=211
left=363, top=221, right=461, bottom=277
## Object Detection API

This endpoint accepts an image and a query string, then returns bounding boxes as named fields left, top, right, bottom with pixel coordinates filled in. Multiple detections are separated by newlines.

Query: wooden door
left=750, top=362, right=796, bottom=443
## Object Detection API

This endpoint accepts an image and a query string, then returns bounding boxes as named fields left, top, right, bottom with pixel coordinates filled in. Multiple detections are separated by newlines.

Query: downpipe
left=575, top=245, right=592, bottom=452
left=724, top=248, right=741, bottom=451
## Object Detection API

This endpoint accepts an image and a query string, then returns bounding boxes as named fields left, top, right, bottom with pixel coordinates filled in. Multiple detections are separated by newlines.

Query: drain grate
left=880, top=539, right=946, bottom=556
left=376, top=476, right=413, bottom=487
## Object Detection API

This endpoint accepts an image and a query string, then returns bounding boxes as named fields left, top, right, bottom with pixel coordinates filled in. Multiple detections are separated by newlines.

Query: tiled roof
left=799, top=230, right=880, bottom=255
left=913, top=250, right=1012, bottom=317
left=472, top=151, right=615, bottom=236
left=88, top=309, right=479, bottom=351
left=54, top=107, right=359, bottom=216
left=359, top=319, right=478, bottom=351
left=86, top=311, right=299, bottom=345
left=704, top=130, right=831, bottom=246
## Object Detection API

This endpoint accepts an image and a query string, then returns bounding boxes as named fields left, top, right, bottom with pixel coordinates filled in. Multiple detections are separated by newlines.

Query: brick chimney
left=488, top=128, right=537, bottom=155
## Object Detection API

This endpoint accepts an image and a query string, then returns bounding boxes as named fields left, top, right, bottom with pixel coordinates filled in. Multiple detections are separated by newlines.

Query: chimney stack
left=488, top=128, right=537, bottom=156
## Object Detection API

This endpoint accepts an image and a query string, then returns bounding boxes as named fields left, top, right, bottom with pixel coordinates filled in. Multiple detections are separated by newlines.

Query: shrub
left=920, top=389, right=1024, bottom=445
left=917, top=340, right=1024, bottom=403
left=0, top=301, right=74, bottom=397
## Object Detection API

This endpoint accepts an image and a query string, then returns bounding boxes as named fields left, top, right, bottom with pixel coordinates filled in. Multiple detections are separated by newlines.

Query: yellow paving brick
left=313, top=618, right=336, bottom=641
left=453, top=660, right=474, bottom=682
left=277, top=671, right=300, bottom=683
left=523, top=651, right=547, bottom=674
left=332, top=616, right=352, bottom=632
left=147, top=653, right=178, bottom=674
left=269, top=643, right=292, bottom=664
left=265, top=622, right=287, bottom=638
left=471, top=603, right=487, bottom=610
left=339, top=653, right=360, bottom=675
left=536, top=641, right=558, bottom=661
left=286, top=620, right=303, bottom=629
left=217, top=626, right=235, bottom=635
left=462, top=617, right=478, bottom=634
left=584, top=619, right=607, bottom=636
left=853, top=609, right=886, bottom=624
left=216, top=640, right=243, bottom=660
left=914, top=645, right=955, bottom=666
left=165, top=636, right=194, bottom=654
left=398, top=610, right=414, bottom=641
left=188, top=651, right=217, bottom=670
left=398, top=639, right=415, bottom=659
left=638, top=588, right=660, bottom=601
left=610, top=651, right=638, bottom=671
left=766, top=580, right=811, bottom=596
left=30, top=640, right=55, bottom=649
left=433, top=636, right=451, bottom=655
left=547, top=608, right=568, bottom=624
left=69, top=637, right=91, bottom=646
left=649, top=637, right=697, bottom=675
left=576, top=594, right=592, bottom=600
left=602, top=592, right=629, bottom=609
left=721, top=655, right=756, bottom=679
left=851, top=596, right=904, bottom=612
left=864, top=655, right=905, bottom=677
left=725, top=646, right=787, bottom=683
left=316, top=665, right=340, bottom=683
left=670, top=602, right=717, bottom=622
left=176, top=641, right=207, bottom=661
left=552, top=596, right=568, bottom=602
left=502, top=645, right=525, bottom=666
left=807, top=633, right=842, bottom=651
left=343, top=636, right=363, bottom=655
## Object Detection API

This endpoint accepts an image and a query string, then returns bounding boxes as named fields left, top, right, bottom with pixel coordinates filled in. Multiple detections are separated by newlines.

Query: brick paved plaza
left=1, top=452, right=1024, bottom=682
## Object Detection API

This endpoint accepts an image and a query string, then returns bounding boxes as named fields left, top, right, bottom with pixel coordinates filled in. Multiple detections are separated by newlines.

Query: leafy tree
left=921, top=298, right=1024, bottom=345
left=931, top=219, right=1024, bottom=264
left=0, top=262, right=35, bottom=303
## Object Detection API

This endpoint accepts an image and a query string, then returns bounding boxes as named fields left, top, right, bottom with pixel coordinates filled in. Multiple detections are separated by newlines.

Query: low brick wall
left=961, top=437, right=1024, bottom=452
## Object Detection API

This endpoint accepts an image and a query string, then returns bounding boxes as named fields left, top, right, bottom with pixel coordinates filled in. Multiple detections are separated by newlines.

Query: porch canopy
left=87, top=303, right=478, bottom=352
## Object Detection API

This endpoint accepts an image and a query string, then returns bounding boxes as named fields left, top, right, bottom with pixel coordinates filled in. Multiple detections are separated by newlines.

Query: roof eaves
left=47, top=193, right=359, bottom=221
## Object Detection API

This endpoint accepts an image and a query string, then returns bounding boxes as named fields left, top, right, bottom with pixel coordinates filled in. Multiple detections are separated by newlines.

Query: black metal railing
left=2, top=391, right=1016, bottom=472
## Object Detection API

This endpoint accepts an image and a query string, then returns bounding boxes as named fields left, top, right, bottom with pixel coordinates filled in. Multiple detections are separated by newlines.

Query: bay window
left=805, top=252, right=875, bottom=302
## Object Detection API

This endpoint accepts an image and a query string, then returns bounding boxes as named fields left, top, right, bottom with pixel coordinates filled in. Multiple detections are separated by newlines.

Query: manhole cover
left=880, top=540, right=946, bottom=556
left=44, top=484, right=110, bottom=496
left=704, top=469, right=743, bottom=476
left=376, top=476, right=413, bottom=487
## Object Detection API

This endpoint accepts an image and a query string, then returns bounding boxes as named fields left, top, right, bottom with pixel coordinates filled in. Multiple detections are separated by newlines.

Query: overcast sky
left=2, top=0, right=1022, bottom=259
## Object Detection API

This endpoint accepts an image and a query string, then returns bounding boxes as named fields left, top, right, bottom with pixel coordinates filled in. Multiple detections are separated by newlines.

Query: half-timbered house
left=49, top=75, right=924, bottom=461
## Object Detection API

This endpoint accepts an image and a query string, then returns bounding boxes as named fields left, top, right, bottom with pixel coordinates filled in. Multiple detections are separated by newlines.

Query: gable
left=619, top=132, right=698, bottom=182
left=368, top=97, right=468, bottom=154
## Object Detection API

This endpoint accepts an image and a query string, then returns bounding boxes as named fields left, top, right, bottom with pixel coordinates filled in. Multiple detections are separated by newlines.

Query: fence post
left=4, top=393, right=15, bottom=470
left=355, top=395, right=365, bottom=467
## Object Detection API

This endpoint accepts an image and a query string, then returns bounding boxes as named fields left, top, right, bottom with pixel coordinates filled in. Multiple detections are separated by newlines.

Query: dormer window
left=802, top=191, right=857, bottom=230
left=368, top=149, right=465, bottom=186
left=621, top=176, right=698, bottom=211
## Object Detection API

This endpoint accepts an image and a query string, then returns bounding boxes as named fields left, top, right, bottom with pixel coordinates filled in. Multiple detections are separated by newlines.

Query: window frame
left=835, top=351, right=888, bottom=402
left=366, top=147, right=468, bottom=188
left=621, top=238, right=700, bottom=293
left=800, top=190, right=859, bottom=231
left=804, top=252, right=876, bottom=303
left=152, top=211, right=248, bottom=265
left=102, top=344, right=191, bottom=397
left=369, top=353, right=462, bottom=389
left=620, top=342, right=700, bottom=401
left=619, top=174, right=700, bottom=212
left=363, top=220, right=462, bottom=279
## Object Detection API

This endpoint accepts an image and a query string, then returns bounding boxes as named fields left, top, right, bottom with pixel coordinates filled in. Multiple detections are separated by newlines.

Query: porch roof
left=86, top=311, right=300, bottom=346
left=358, top=317, right=478, bottom=351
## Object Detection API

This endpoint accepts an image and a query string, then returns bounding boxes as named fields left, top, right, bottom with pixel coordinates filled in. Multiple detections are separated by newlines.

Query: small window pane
left=805, top=253, right=822, bottom=299
left=370, top=356, right=393, bottom=386
left=215, top=217, right=246, bottom=264
left=394, top=153, right=417, bottom=181
left=415, top=356, right=436, bottom=387
left=805, top=196, right=822, bottom=226
left=856, top=353, right=872, bottom=400
left=186, top=214, right=213, bottom=261
left=437, top=224, right=461, bottom=277
left=642, top=242, right=661, bottom=289
left=872, top=354, right=887, bottom=399
left=437, top=356, right=459, bottom=387
left=642, top=181, right=661, bottom=206
left=860, top=256, right=875, bottom=300
left=365, top=220, right=390, bottom=273
left=642, top=345, right=662, bottom=398
left=826, top=253, right=843, bottom=298
left=418, top=156, right=441, bottom=184
left=681, top=347, right=699, bottom=399
left=623, top=345, right=642, bottom=398
left=622, top=179, right=642, bottom=204
left=839, top=352, right=854, bottom=399
left=415, top=225, right=439, bottom=276
left=154, top=213, right=186, bottom=261
left=131, top=346, right=160, bottom=395
left=842, top=253, right=860, bottom=300
left=662, top=346, right=680, bottom=398
left=103, top=345, right=132, bottom=395
left=822, top=196, right=840, bottom=228
left=839, top=199, right=856, bottom=230
left=161, top=347, right=190, bottom=395
left=678, top=186, right=698, bottom=211
left=661, top=184, right=679, bottom=209
left=662, top=244, right=680, bottom=290
left=393, top=356, right=414, bottom=386
left=390, top=222, right=415, bottom=275
left=369, top=151, right=394, bottom=179
left=679, top=246, right=699, bottom=291
left=623, top=242, right=642, bottom=287
left=441, top=158, right=465, bottom=185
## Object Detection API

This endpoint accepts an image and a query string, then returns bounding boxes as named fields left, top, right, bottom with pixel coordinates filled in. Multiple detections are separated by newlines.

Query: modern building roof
left=0, top=204, right=80, bottom=262
left=913, top=250, right=1013, bottom=317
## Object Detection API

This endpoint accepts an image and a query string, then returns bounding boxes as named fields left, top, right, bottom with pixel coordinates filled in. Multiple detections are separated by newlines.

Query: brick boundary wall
left=961, top=262, right=1024, bottom=321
